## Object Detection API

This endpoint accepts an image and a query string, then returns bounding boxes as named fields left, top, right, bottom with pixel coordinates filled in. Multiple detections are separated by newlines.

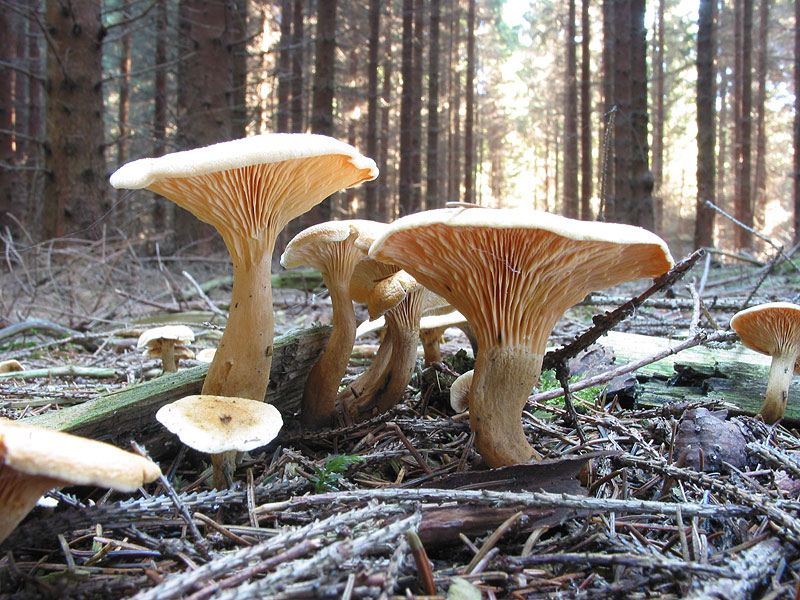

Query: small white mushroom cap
left=137, top=325, right=195, bottom=349
left=156, top=395, right=283, bottom=454
left=450, top=370, right=474, bottom=413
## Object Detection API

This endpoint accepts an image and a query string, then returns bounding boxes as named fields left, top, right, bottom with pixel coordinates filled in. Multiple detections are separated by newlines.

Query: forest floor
left=1, top=232, right=800, bottom=599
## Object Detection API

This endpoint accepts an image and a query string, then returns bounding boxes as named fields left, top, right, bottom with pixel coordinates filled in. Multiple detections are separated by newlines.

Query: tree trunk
left=410, top=0, right=424, bottom=212
left=426, top=0, right=441, bottom=209
left=463, top=0, right=476, bottom=204
left=277, top=0, right=293, bottom=133
left=600, top=0, right=615, bottom=220
left=579, top=0, right=592, bottom=221
left=175, top=0, right=233, bottom=247
left=448, top=2, right=462, bottom=205
left=290, top=0, right=305, bottom=133
left=151, top=0, right=174, bottom=251
left=116, top=0, right=131, bottom=226
left=694, top=0, right=716, bottom=249
left=563, top=0, right=579, bottom=219
left=652, top=0, right=665, bottom=232
left=42, top=0, right=107, bottom=241
left=795, top=0, right=800, bottom=245
left=365, top=0, right=381, bottom=221
left=753, top=0, right=769, bottom=229
left=378, top=51, right=393, bottom=222
left=612, top=0, right=632, bottom=225
left=736, top=0, right=753, bottom=249
left=229, top=2, right=248, bottom=139
left=398, top=0, right=415, bottom=215
left=630, top=0, right=654, bottom=230
left=0, top=10, right=17, bottom=230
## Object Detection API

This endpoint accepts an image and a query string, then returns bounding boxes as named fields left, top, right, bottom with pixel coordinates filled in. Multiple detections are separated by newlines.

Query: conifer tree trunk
left=399, top=0, right=415, bottom=215
left=736, top=0, right=753, bottom=249
left=695, top=0, right=716, bottom=249
left=290, top=0, right=305, bottom=133
left=630, top=0, right=654, bottom=230
left=229, top=2, right=248, bottom=138
left=42, top=0, right=107, bottom=240
left=611, top=0, right=632, bottom=224
left=795, top=0, right=800, bottom=244
left=463, top=0, right=476, bottom=204
left=365, top=0, right=381, bottom=221
left=277, top=0, right=293, bottom=133
left=563, top=0, right=579, bottom=219
left=579, top=0, right=593, bottom=221
left=652, top=0, right=665, bottom=232
left=601, top=0, right=615, bottom=220
left=426, top=0, right=441, bottom=209
left=753, top=0, right=769, bottom=227
left=0, top=10, right=16, bottom=228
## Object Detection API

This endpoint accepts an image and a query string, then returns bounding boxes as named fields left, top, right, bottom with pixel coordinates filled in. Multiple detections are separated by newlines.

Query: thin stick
left=182, top=270, right=227, bottom=318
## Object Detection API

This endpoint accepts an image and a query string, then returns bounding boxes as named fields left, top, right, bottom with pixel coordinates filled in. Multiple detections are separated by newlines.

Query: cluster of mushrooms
left=2, top=133, right=800, bottom=545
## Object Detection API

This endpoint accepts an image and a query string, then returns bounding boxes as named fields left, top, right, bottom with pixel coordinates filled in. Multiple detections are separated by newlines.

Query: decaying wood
left=21, top=326, right=330, bottom=446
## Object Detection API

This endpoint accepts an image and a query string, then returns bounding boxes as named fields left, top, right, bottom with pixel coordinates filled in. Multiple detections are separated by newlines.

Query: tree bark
left=736, top=0, right=753, bottom=249
left=290, top=0, right=305, bottom=133
left=753, top=0, right=769, bottom=230
left=463, top=0, right=476, bottom=204
left=563, top=0, right=579, bottom=219
left=426, top=0, right=441, bottom=209
left=277, top=0, right=293, bottom=133
left=630, top=0, right=654, bottom=230
left=365, top=0, right=381, bottom=221
left=42, top=0, right=107, bottom=241
left=652, top=0, right=665, bottom=232
left=611, top=0, right=632, bottom=225
left=795, top=0, right=800, bottom=245
left=694, top=0, right=716, bottom=249
left=398, top=0, right=415, bottom=215
left=0, top=9, right=17, bottom=230
left=229, top=2, right=248, bottom=139
left=579, top=0, right=593, bottom=221
left=600, top=0, right=615, bottom=220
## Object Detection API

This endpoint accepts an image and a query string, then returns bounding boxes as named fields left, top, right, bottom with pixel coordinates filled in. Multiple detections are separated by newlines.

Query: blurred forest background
left=0, top=0, right=798, bottom=261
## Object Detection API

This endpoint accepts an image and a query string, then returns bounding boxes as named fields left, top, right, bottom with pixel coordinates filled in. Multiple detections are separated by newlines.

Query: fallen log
left=22, top=326, right=330, bottom=448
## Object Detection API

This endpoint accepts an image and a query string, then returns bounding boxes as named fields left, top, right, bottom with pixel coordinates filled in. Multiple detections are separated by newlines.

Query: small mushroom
left=137, top=325, right=195, bottom=373
left=280, top=220, right=386, bottom=427
left=730, top=302, right=800, bottom=424
left=195, top=348, right=217, bottom=363
left=0, top=360, right=24, bottom=374
left=0, top=418, right=161, bottom=544
left=450, top=369, right=474, bottom=413
left=156, top=395, right=283, bottom=488
left=418, top=309, right=471, bottom=366
left=370, top=207, right=673, bottom=467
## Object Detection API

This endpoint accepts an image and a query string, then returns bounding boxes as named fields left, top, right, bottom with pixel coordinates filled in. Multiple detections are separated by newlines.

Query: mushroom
left=338, top=263, right=447, bottom=422
left=195, top=348, right=217, bottom=363
left=137, top=325, right=195, bottom=373
left=111, top=134, right=377, bottom=484
left=156, top=395, right=283, bottom=486
left=417, top=309, right=471, bottom=366
left=0, top=360, right=24, bottom=374
left=450, top=369, right=473, bottom=413
left=280, top=220, right=386, bottom=427
left=730, top=302, right=800, bottom=424
left=0, top=418, right=161, bottom=544
left=370, top=207, right=673, bottom=467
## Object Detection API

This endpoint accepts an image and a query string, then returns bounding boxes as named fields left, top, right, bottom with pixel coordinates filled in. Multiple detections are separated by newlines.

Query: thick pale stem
left=420, top=326, right=447, bottom=367
left=337, top=329, right=394, bottom=408
left=469, top=345, right=542, bottom=468
left=301, top=279, right=356, bottom=427
left=203, top=257, right=274, bottom=400
left=203, top=253, right=274, bottom=488
left=0, top=466, right=63, bottom=544
left=760, top=351, right=797, bottom=424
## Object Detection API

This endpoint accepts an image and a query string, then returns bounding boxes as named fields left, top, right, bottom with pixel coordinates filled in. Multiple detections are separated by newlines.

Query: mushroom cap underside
left=280, top=219, right=386, bottom=270
left=730, top=302, right=800, bottom=372
left=137, top=325, right=195, bottom=349
left=369, top=207, right=674, bottom=347
left=0, top=419, right=161, bottom=492
left=156, top=395, right=283, bottom=454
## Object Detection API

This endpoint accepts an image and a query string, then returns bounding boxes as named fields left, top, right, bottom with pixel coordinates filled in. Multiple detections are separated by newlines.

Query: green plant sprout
left=310, top=453, right=365, bottom=492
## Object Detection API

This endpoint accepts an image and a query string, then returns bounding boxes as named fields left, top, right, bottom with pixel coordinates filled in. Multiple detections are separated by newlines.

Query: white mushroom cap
left=137, top=325, right=195, bottom=349
left=156, top=395, right=283, bottom=454
left=450, top=370, right=474, bottom=413
left=0, top=419, right=161, bottom=490
left=280, top=219, right=387, bottom=270
left=110, top=133, right=378, bottom=190
left=0, top=418, right=162, bottom=544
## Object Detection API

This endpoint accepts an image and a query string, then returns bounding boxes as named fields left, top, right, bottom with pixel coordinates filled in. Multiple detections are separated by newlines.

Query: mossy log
left=597, top=331, right=800, bottom=421
left=23, top=326, right=330, bottom=449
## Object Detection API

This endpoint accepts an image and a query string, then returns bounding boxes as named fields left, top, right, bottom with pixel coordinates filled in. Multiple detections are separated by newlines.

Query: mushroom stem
left=161, top=341, right=178, bottom=373
left=0, top=465, right=62, bottom=544
left=301, top=279, right=357, bottom=427
left=469, top=345, right=542, bottom=468
left=761, top=351, right=797, bottom=424
left=202, top=252, right=274, bottom=487
left=337, top=330, right=394, bottom=408
left=420, top=326, right=447, bottom=366
left=203, top=255, right=274, bottom=401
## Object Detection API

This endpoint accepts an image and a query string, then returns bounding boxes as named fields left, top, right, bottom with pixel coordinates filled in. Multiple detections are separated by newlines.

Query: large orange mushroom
left=370, top=207, right=673, bottom=467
